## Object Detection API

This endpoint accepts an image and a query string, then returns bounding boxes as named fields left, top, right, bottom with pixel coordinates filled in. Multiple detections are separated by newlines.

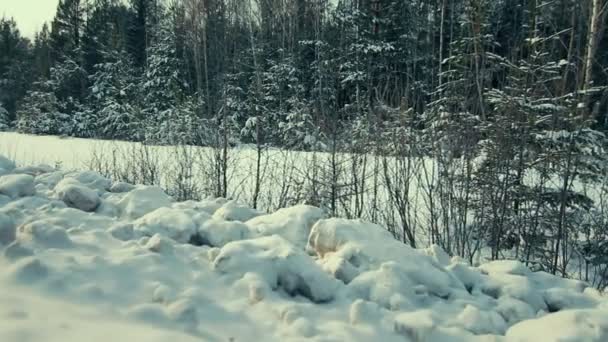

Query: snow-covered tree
left=141, top=15, right=198, bottom=144
left=50, top=56, right=87, bottom=106
left=0, top=17, right=34, bottom=120
left=0, top=104, right=10, bottom=130
left=89, top=50, right=140, bottom=140
left=16, top=82, right=70, bottom=135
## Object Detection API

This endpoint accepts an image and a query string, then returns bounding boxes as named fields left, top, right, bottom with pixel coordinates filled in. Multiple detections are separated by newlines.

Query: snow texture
left=55, top=178, right=101, bottom=212
left=116, top=186, right=173, bottom=219
left=1, top=155, right=607, bottom=342
left=0, top=155, right=16, bottom=174
left=0, top=174, right=35, bottom=199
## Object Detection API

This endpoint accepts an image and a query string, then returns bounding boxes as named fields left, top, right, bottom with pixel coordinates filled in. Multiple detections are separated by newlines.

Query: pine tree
left=89, top=50, right=140, bottom=140
left=0, top=17, right=34, bottom=120
left=33, top=23, right=52, bottom=81
left=16, top=81, right=69, bottom=135
left=81, top=0, right=132, bottom=76
left=50, top=56, right=87, bottom=105
left=50, top=0, right=85, bottom=62
left=141, top=14, right=197, bottom=144
left=49, top=0, right=88, bottom=107
left=0, top=103, right=9, bottom=130
left=276, top=60, right=319, bottom=150
left=127, top=0, right=161, bottom=69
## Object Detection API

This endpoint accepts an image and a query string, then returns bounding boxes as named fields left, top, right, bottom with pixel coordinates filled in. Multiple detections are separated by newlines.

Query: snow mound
left=108, top=222, right=134, bottom=241
left=110, top=181, right=135, bottom=193
left=198, top=217, right=250, bottom=247
left=479, top=260, right=532, bottom=277
left=16, top=220, right=72, bottom=248
left=8, top=257, right=51, bottom=283
left=0, top=156, right=607, bottom=342
left=506, top=309, right=608, bottom=341
left=13, top=164, right=55, bottom=176
left=55, top=178, right=101, bottom=212
left=64, top=170, right=112, bottom=192
left=145, top=234, right=175, bottom=254
left=172, top=197, right=228, bottom=215
left=116, top=186, right=172, bottom=219
left=3, top=241, right=34, bottom=260
left=0, top=213, right=16, bottom=245
left=133, top=207, right=197, bottom=243
left=0, top=174, right=35, bottom=199
left=308, top=218, right=462, bottom=298
left=0, top=154, right=16, bottom=172
left=213, top=200, right=263, bottom=222
left=35, top=170, right=67, bottom=189
left=212, top=235, right=340, bottom=303
left=246, top=205, right=325, bottom=247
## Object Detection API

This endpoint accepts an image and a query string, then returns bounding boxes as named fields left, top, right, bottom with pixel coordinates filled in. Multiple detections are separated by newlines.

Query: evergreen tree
left=50, top=0, right=85, bottom=62
left=260, top=53, right=318, bottom=149
left=50, top=56, right=87, bottom=105
left=89, top=50, right=140, bottom=140
left=16, top=81, right=70, bottom=135
left=141, top=14, right=198, bottom=144
left=82, top=0, right=120, bottom=75
left=0, top=17, right=33, bottom=120
left=33, top=23, right=52, bottom=81
left=0, top=103, right=9, bottom=130
left=127, top=0, right=160, bottom=69
left=49, top=0, right=88, bottom=105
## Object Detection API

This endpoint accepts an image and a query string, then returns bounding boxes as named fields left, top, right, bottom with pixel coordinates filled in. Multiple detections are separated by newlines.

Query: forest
left=2, top=0, right=608, bottom=288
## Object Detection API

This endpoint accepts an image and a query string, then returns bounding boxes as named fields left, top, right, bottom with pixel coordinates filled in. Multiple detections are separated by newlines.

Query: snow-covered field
left=0, top=132, right=348, bottom=205
left=1, top=153, right=608, bottom=341
left=0, top=132, right=429, bottom=230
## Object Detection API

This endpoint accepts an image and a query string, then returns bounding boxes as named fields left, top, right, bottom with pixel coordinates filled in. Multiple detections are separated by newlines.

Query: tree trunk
left=582, top=0, right=608, bottom=118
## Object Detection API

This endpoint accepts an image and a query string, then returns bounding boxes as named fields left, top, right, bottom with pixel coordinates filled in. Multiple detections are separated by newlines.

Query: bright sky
left=0, top=0, right=59, bottom=38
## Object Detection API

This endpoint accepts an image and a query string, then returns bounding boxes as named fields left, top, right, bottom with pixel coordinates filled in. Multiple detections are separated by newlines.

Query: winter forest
left=2, top=0, right=608, bottom=291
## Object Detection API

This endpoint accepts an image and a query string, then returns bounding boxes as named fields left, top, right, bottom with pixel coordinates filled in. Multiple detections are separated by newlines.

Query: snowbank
left=133, top=207, right=198, bottom=243
left=308, top=218, right=463, bottom=298
left=115, top=186, right=172, bottom=219
left=506, top=309, right=608, bottom=341
left=0, top=154, right=607, bottom=341
left=0, top=174, right=35, bottom=199
left=55, top=178, right=101, bottom=212
left=212, top=235, right=340, bottom=303
left=246, top=205, right=325, bottom=247
left=0, top=155, right=16, bottom=174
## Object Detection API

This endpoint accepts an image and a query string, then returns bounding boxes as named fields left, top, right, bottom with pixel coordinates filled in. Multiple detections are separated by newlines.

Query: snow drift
left=0, top=155, right=607, bottom=342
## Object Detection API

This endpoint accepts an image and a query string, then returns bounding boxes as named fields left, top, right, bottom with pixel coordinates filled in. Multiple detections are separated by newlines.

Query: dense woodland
left=2, top=0, right=608, bottom=288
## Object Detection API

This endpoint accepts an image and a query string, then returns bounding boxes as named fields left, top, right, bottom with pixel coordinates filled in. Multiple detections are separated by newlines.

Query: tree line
left=2, top=0, right=608, bottom=288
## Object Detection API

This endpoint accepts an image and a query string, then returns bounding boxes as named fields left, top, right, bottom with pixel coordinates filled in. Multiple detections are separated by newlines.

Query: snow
left=13, top=164, right=55, bottom=176
left=64, top=170, right=112, bottom=192
left=246, top=205, right=325, bottom=247
left=110, top=181, right=135, bottom=193
left=212, top=235, right=340, bottom=303
left=0, top=174, right=35, bottom=199
left=35, top=170, right=67, bottom=189
left=506, top=309, right=608, bottom=341
left=0, top=154, right=16, bottom=173
left=16, top=220, right=73, bottom=249
left=115, top=186, right=173, bottom=219
left=199, top=217, right=250, bottom=247
left=0, top=212, right=16, bottom=245
left=0, top=155, right=607, bottom=341
left=55, top=178, right=101, bottom=212
left=308, top=218, right=462, bottom=299
left=213, top=200, right=263, bottom=222
left=479, top=260, right=532, bottom=276
left=133, top=207, right=198, bottom=243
